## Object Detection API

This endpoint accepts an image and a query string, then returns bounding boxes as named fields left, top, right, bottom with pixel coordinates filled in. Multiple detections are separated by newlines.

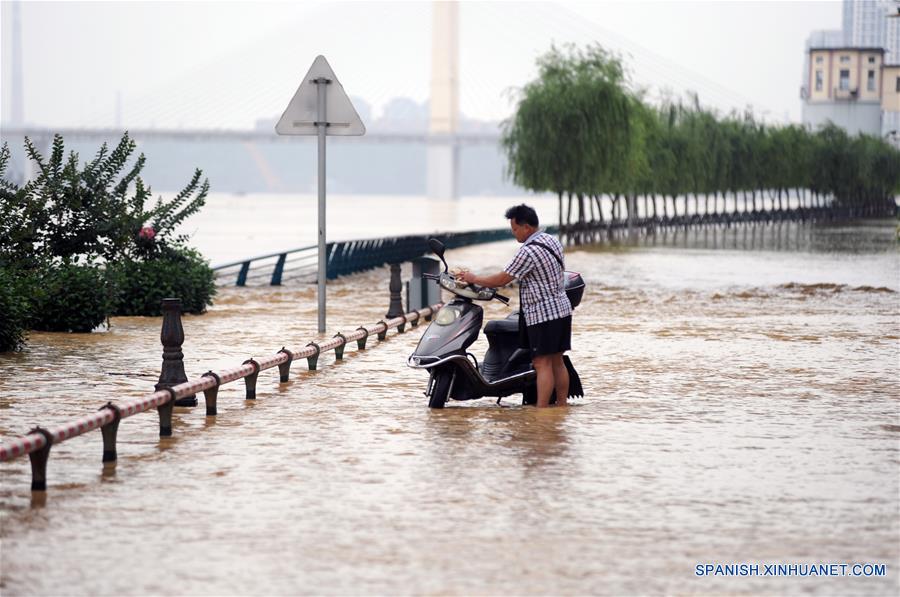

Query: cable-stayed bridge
left=0, top=127, right=500, bottom=146
left=2, top=2, right=778, bottom=197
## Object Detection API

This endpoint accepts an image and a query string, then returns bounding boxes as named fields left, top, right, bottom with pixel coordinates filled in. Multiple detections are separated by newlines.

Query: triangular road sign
left=276, top=55, right=366, bottom=136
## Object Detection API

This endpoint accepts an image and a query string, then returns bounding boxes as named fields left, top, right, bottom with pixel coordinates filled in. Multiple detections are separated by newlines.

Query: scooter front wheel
left=428, top=372, right=452, bottom=409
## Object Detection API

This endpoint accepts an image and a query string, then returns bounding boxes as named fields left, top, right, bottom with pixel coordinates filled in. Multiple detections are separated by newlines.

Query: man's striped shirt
left=504, top=230, right=572, bottom=326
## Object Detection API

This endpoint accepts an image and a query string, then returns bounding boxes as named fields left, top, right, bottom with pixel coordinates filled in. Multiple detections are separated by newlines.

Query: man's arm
left=460, top=270, right=513, bottom=288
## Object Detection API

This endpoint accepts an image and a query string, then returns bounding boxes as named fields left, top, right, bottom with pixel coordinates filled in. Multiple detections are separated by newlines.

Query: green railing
left=211, top=227, right=539, bottom=287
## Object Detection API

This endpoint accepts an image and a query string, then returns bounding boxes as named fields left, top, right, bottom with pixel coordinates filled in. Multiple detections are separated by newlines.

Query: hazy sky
left=1, top=0, right=842, bottom=130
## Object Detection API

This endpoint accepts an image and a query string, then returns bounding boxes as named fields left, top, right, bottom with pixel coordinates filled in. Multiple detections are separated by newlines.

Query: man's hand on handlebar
left=455, top=268, right=476, bottom=285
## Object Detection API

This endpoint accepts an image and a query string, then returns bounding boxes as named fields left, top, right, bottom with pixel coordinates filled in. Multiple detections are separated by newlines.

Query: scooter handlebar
left=494, top=292, right=510, bottom=305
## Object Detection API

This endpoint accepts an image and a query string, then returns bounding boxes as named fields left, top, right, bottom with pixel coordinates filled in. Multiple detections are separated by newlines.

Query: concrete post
left=155, top=298, right=196, bottom=407
left=386, top=263, right=404, bottom=318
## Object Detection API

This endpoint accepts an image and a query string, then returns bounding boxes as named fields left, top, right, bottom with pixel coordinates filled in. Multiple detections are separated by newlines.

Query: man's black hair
left=504, top=204, right=539, bottom=227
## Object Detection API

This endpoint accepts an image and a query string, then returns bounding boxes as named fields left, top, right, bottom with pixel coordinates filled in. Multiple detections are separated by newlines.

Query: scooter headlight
left=434, top=307, right=459, bottom=326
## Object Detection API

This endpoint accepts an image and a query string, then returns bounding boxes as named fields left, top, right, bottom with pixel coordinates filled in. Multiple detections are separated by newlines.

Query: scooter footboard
left=429, top=355, right=537, bottom=400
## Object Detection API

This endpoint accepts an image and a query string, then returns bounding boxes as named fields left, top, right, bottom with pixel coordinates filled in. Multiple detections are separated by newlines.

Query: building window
left=815, top=70, right=823, bottom=91
left=868, top=56, right=876, bottom=64
left=839, top=69, right=850, bottom=90
left=815, top=56, right=824, bottom=64
left=896, top=77, right=900, bottom=92
left=839, top=55, right=850, bottom=63
left=867, top=70, right=876, bottom=91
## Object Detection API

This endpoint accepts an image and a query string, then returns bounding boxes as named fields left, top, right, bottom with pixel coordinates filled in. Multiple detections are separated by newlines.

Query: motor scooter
left=407, top=239, right=584, bottom=408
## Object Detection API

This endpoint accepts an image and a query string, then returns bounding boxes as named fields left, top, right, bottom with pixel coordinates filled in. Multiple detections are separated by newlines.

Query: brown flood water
left=1, top=219, right=898, bottom=596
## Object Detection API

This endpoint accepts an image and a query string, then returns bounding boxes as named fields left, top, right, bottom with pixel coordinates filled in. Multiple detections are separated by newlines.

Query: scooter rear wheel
left=429, top=373, right=452, bottom=409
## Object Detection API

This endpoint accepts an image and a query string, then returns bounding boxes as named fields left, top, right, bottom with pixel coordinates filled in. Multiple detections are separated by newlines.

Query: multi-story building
left=883, top=64, right=900, bottom=140
left=844, top=0, right=894, bottom=50
left=886, top=5, right=900, bottom=64
left=802, top=46, right=886, bottom=135
left=801, top=1, right=900, bottom=144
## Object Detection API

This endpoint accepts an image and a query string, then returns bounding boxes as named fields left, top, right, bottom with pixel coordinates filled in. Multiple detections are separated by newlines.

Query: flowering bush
left=0, top=135, right=214, bottom=337
left=29, top=263, right=111, bottom=333
left=111, top=248, right=216, bottom=316
left=0, top=267, right=31, bottom=352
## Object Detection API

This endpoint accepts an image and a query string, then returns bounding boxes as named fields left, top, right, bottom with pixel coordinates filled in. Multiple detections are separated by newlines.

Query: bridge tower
left=426, top=1, right=460, bottom=200
left=10, top=1, right=24, bottom=127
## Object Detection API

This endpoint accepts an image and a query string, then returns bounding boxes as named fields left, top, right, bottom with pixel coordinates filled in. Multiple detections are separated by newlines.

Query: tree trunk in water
left=576, top=193, right=586, bottom=244
left=557, top=191, right=563, bottom=239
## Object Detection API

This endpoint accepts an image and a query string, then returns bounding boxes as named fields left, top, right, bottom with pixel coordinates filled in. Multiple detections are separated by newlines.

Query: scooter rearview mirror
left=428, top=238, right=449, bottom=272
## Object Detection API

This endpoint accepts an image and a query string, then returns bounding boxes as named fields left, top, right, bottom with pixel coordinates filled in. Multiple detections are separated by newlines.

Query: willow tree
left=502, top=44, right=633, bottom=232
left=504, top=42, right=900, bottom=235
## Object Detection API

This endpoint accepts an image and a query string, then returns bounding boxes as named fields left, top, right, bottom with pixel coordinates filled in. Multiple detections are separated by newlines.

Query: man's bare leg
left=551, top=353, right=569, bottom=406
left=532, top=355, right=555, bottom=408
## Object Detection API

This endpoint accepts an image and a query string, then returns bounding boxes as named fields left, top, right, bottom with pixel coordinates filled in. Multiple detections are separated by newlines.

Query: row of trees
left=502, top=44, right=900, bottom=229
left=0, top=133, right=216, bottom=351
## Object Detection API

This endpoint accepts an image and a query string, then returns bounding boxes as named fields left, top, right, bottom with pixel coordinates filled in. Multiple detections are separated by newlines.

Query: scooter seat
left=484, top=315, right=520, bottom=335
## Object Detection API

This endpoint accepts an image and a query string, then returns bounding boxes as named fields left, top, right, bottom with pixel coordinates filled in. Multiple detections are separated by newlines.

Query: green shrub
left=112, top=248, right=216, bottom=316
left=30, top=263, right=111, bottom=333
left=0, top=268, right=31, bottom=352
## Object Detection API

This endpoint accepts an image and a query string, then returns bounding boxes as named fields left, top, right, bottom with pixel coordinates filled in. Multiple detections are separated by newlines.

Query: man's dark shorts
left=523, top=315, right=572, bottom=356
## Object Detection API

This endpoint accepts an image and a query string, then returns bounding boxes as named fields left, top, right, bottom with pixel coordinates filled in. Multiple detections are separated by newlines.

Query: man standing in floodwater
left=458, top=204, right=572, bottom=407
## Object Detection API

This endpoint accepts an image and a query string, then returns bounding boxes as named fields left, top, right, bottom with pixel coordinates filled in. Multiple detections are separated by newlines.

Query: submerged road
left=1, top=224, right=898, bottom=595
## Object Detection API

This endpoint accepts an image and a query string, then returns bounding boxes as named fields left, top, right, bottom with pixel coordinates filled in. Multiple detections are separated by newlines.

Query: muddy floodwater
left=1, top=215, right=898, bottom=596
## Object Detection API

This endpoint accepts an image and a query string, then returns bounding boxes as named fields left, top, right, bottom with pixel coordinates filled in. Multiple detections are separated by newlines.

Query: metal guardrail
left=211, top=227, right=527, bottom=287
left=213, top=196, right=897, bottom=288
left=0, top=303, right=443, bottom=491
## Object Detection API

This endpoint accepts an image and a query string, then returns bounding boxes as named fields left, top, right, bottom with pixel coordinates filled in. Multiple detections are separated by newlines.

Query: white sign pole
left=275, top=56, right=365, bottom=334
left=315, top=77, right=330, bottom=333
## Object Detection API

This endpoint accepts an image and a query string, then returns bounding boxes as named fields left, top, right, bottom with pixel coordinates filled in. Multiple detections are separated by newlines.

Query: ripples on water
left=1, top=220, right=898, bottom=596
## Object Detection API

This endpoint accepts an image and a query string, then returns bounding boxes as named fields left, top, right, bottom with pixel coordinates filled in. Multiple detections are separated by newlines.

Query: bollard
left=155, top=298, right=197, bottom=407
left=397, top=313, right=407, bottom=334
left=99, top=402, right=122, bottom=463
left=386, top=263, right=404, bottom=318
left=242, top=359, right=260, bottom=400
left=356, top=327, right=369, bottom=350
left=306, top=342, right=321, bottom=371
left=333, top=333, right=347, bottom=360
left=27, top=427, right=53, bottom=492
left=158, top=389, right=176, bottom=436
left=277, top=348, right=293, bottom=382
left=201, top=371, right=221, bottom=416
left=376, top=320, right=388, bottom=341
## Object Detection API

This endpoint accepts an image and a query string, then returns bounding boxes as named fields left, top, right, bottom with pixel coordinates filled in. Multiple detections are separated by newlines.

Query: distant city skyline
left=1, top=1, right=843, bottom=131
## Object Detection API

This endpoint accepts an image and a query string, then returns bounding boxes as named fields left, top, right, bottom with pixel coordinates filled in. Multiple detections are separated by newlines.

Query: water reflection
left=507, top=408, right=572, bottom=472
left=587, top=219, right=899, bottom=254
